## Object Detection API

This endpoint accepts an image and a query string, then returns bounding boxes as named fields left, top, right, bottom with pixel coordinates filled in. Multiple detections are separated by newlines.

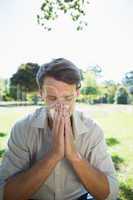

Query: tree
left=122, top=70, right=133, bottom=86
left=37, top=0, right=89, bottom=31
left=102, top=80, right=118, bottom=103
left=80, top=70, right=99, bottom=103
left=0, top=79, right=5, bottom=101
left=122, top=70, right=133, bottom=101
left=0, top=79, right=9, bottom=101
left=114, top=86, right=129, bottom=104
left=10, top=63, right=40, bottom=100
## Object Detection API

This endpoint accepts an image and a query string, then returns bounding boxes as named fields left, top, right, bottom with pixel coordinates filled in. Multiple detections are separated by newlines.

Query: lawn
left=0, top=104, right=133, bottom=200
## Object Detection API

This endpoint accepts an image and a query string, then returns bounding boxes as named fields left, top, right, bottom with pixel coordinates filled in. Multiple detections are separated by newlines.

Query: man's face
left=40, top=76, right=79, bottom=116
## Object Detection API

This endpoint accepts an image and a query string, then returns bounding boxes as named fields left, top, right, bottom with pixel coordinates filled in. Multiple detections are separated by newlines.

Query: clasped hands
left=50, top=103, right=78, bottom=162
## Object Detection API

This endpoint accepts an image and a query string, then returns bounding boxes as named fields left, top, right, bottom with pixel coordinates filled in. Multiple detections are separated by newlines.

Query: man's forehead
left=43, top=85, right=76, bottom=96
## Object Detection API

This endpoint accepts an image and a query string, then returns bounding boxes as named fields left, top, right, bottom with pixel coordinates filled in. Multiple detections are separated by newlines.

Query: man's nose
left=56, top=98, right=65, bottom=104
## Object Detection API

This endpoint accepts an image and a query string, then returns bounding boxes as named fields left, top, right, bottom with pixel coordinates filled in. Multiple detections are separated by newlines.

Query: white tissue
left=49, top=105, right=70, bottom=119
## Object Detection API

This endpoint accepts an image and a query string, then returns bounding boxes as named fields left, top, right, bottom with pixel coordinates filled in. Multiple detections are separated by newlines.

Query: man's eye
left=65, top=96, right=74, bottom=101
left=48, top=97, right=57, bottom=101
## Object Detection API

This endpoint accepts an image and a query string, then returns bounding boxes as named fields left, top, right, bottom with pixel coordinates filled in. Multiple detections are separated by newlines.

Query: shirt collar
left=31, top=107, right=88, bottom=138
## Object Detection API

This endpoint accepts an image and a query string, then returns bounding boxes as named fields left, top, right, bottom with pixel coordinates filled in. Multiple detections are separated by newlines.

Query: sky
left=0, top=0, right=133, bottom=82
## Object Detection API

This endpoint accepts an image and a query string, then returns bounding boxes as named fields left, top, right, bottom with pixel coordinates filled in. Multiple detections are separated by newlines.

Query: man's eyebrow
left=47, top=94, right=74, bottom=97
left=47, top=95, right=56, bottom=97
left=64, top=94, right=74, bottom=97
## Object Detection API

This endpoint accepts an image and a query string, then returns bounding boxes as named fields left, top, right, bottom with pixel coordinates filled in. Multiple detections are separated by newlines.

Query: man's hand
left=50, top=103, right=78, bottom=162
left=50, top=104, right=65, bottom=161
left=64, top=111, right=78, bottom=161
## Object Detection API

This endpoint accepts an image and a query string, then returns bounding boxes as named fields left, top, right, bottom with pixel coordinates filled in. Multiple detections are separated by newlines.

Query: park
left=0, top=0, right=133, bottom=199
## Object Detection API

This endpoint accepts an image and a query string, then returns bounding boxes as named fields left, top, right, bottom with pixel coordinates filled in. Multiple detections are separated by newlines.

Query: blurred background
left=0, top=0, right=133, bottom=199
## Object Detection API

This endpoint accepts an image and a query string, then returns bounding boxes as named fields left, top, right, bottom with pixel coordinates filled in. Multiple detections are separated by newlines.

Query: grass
left=0, top=104, right=133, bottom=199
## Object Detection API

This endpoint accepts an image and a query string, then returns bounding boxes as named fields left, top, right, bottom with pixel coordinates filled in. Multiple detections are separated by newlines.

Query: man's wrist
left=67, top=152, right=83, bottom=163
left=48, top=151, right=63, bottom=163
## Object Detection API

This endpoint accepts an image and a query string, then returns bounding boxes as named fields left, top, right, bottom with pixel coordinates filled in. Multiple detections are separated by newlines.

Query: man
left=0, top=58, right=119, bottom=200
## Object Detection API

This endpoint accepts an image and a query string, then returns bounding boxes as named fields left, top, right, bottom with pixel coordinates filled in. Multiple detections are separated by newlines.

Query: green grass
left=0, top=104, right=133, bottom=199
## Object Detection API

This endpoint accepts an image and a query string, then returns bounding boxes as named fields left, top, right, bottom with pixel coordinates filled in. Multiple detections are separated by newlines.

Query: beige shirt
left=0, top=107, right=119, bottom=200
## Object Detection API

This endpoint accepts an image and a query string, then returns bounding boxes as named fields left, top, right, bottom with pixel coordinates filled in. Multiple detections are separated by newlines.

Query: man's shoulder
left=12, top=107, right=46, bottom=129
left=9, top=107, right=46, bottom=145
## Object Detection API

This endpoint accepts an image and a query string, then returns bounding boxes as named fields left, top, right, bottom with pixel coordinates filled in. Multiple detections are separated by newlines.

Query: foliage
left=10, top=63, right=40, bottom=92
left=0, top=79, right=5, bottom=99
left=76, top=94, right=86, bottom=102
left=122, top=70, right=133, bottom=86
left=128, top=86, right=133, bottom=95
left=9, top=85, right=18, bottom=100
left=10, top=63, right=40, bottom=100
left=0, top=79, right=10, bottom=101
left=80, top=70, right=100, bottom=103
left=102, top=80, right=118, bottom=104
left=27, top=92, right=41, bottom=105
left=115, top=86, right=129, bottom=104
left=122, top=71, right=133, bottom=104
left=80, top=86, right=98, bottom=95
left=37, top=0, right=89, bottom=31
left=82, top=70, right=97, bottom=87
left=2, top=93, right=14, bottom=101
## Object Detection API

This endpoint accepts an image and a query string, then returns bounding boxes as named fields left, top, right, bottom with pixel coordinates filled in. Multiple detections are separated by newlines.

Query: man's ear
left=76, top=89, right=80, bottom=96
left=38, top=89, right=42, bottom=97
left=39, top=89, right=44, bottom=100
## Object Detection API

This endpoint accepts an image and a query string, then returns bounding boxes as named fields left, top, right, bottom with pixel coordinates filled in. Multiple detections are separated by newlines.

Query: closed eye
left=65, top=96, right=74, bottom=101
left=47, top=96, right=57, bottom=101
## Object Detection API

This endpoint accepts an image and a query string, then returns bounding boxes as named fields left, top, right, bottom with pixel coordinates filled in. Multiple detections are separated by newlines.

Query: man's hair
left=36, top=58, right=81, bottom=90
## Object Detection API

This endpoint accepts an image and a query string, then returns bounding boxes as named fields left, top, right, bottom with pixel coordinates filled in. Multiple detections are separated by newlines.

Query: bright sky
left=0, top=0, right=133, bottom=82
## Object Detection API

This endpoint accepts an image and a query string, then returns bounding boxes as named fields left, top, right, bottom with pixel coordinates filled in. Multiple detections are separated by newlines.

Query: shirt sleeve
left=88, top=123, right=119, bottom=200
left=0, top=120, right=30, bottom=200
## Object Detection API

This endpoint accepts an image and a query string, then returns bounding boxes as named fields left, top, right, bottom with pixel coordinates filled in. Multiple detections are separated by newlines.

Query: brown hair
left=36, top=58, right=81, bottom=89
